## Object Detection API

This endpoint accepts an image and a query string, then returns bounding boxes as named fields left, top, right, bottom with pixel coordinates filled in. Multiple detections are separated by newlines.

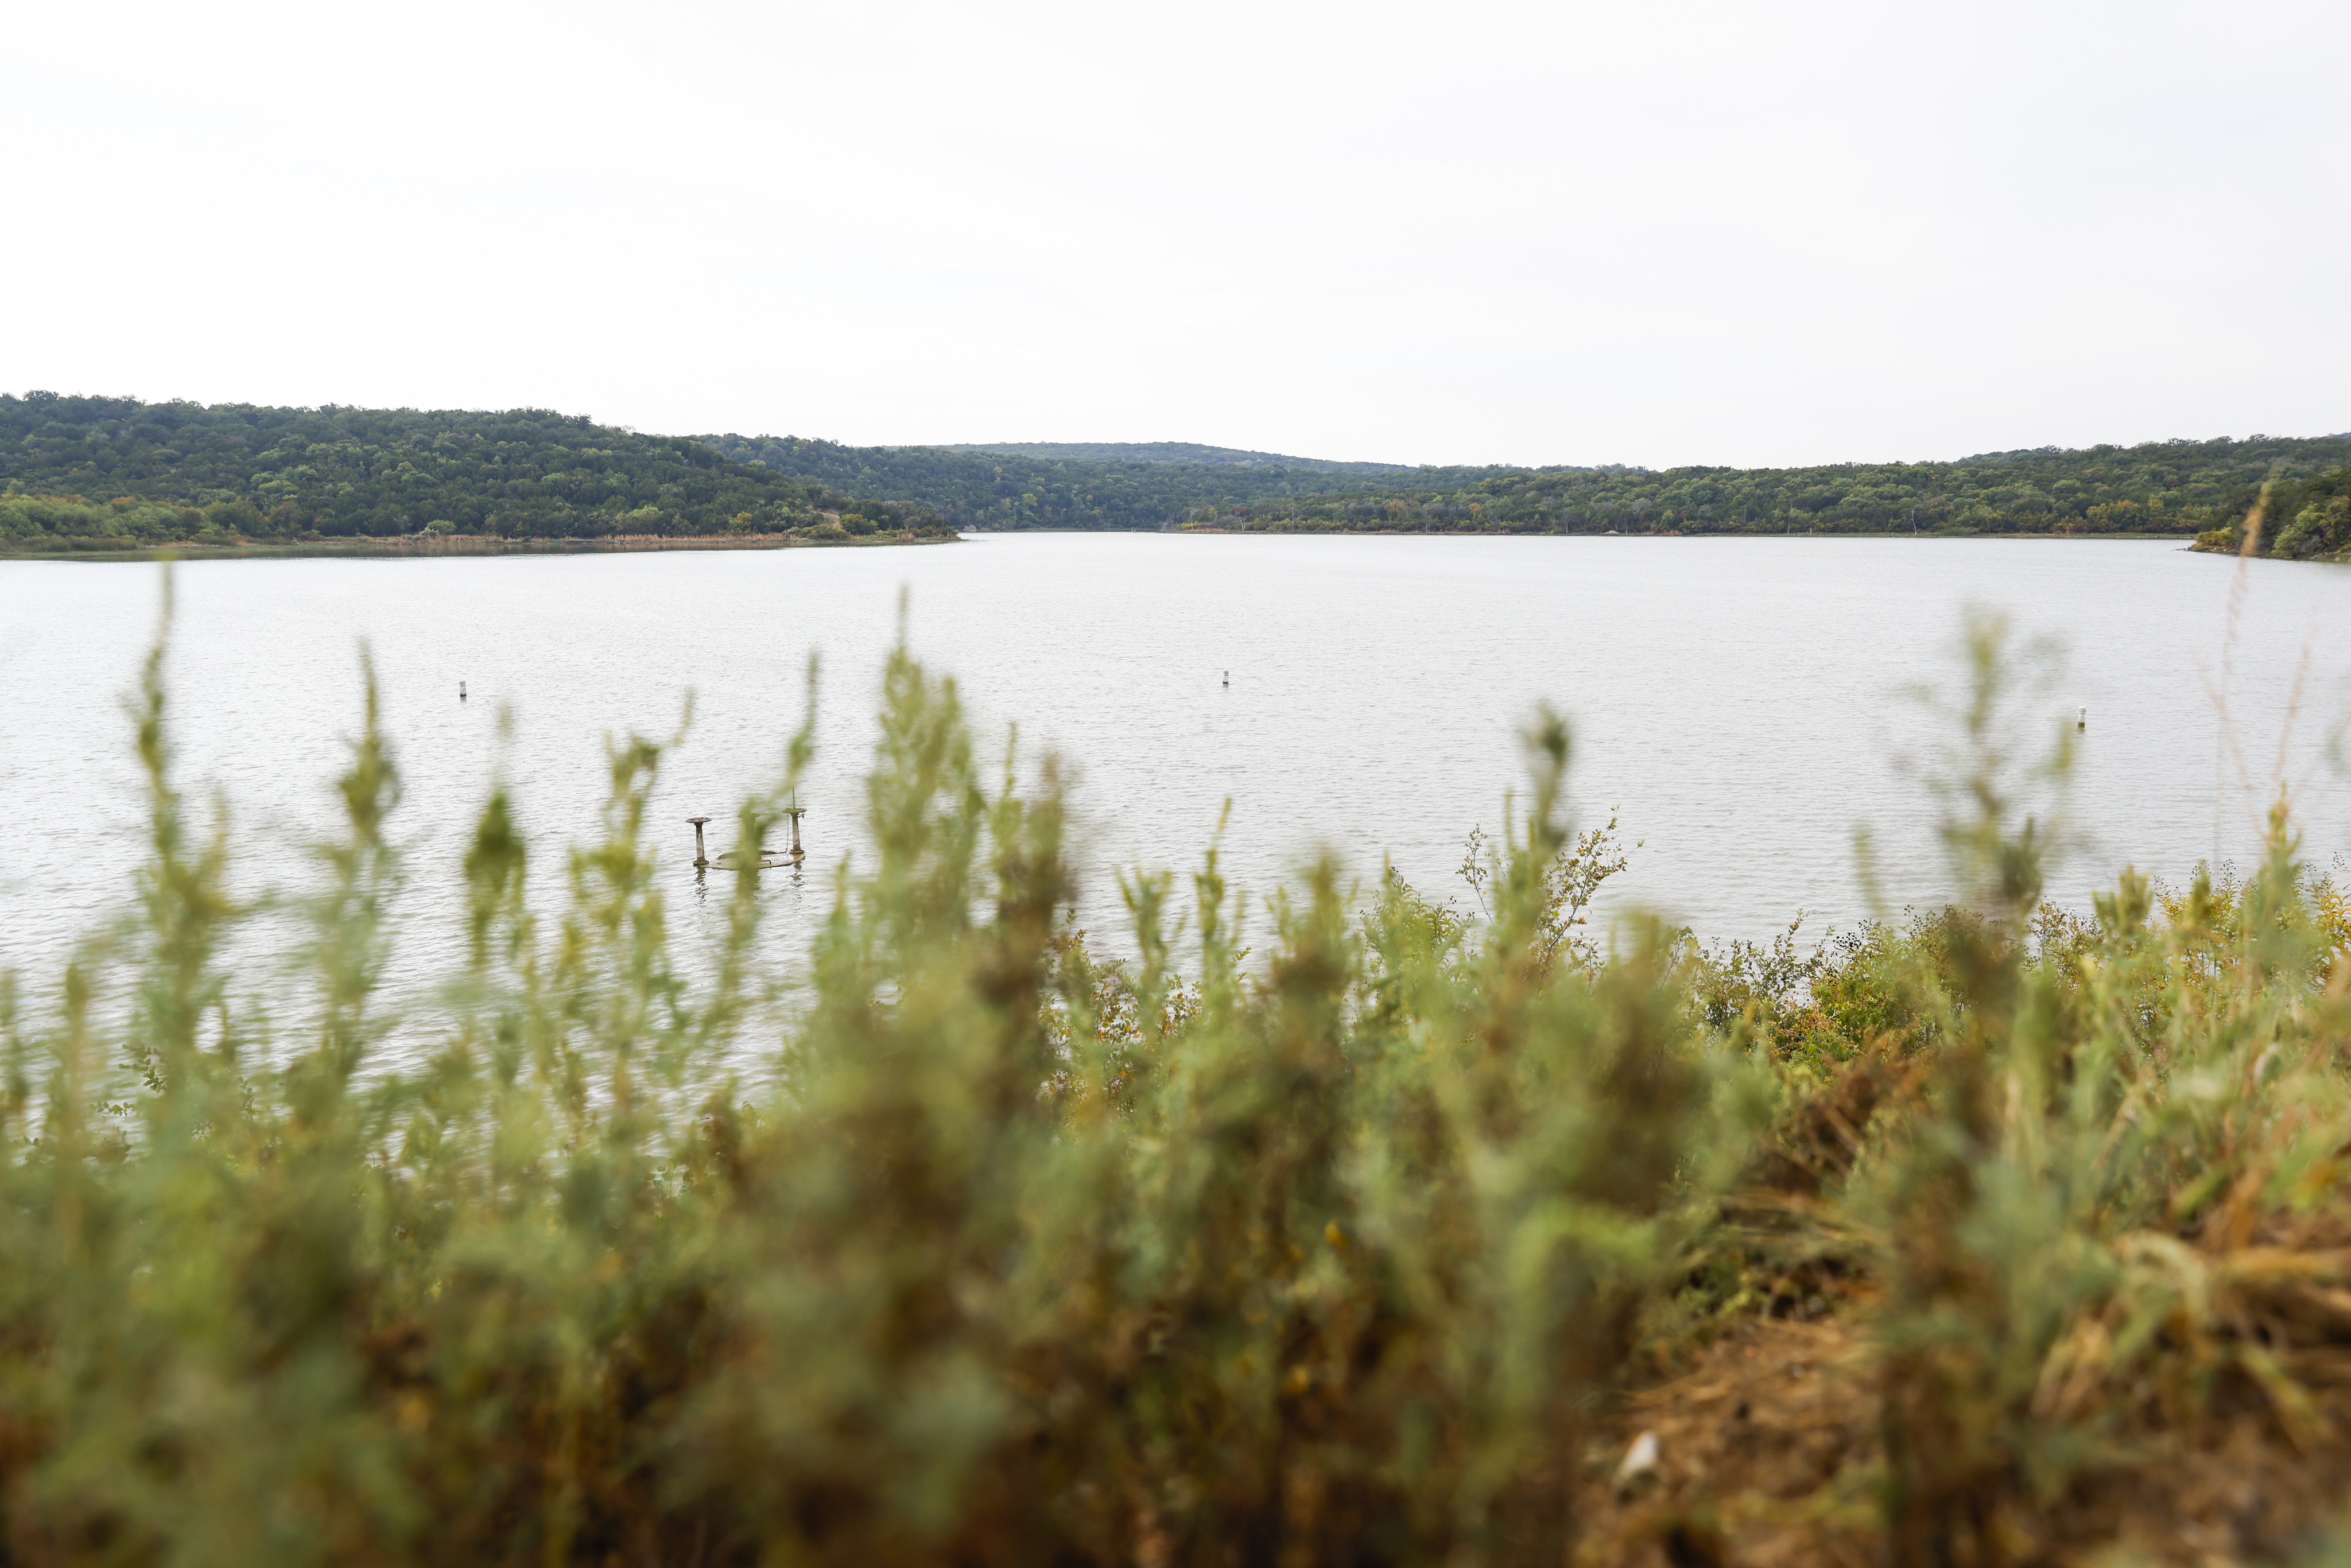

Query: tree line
left=1217, top=434, right=2351, bottom=538
left=711, top=429, right=2351, bottom=540
left=2194, top=462, right=2351, bottom=560
left=0, top=393, right=951, bottom=545
left=14, top=390, right=2338, bottom=550
left=699, top=432, right=1582, bottom=531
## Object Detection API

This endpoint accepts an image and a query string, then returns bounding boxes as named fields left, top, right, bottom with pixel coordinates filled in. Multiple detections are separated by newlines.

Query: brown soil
left=1574, top=1313, right=2351, bottom=1567
left=1574, top=1317, right=1880, bottom=1568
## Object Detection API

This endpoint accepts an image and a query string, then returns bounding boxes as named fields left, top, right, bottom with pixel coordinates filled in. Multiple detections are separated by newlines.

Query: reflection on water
left=690, top=861, right=812, bottom=903
left=2, top=535, right=2348, bottom=1033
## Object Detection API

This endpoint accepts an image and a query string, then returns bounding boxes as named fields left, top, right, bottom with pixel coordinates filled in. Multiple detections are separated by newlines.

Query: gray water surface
left=3, top=534, right=2346, bottom=1009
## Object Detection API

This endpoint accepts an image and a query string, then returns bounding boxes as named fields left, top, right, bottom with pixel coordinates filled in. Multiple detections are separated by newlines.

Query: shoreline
left=0, top=531, right=959, bottom=564
left=3, top=529, right=2236, bottom=562
left=1168, top=527, right=2204, bottom=541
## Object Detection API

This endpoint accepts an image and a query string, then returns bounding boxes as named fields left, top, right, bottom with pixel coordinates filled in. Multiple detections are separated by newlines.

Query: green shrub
left=0, top=583, right=1751, bottom=1566
left=5, top=591, right=2349, bottom=1565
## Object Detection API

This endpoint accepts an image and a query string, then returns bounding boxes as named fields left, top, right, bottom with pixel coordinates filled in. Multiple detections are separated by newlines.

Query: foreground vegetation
left=0, top=394, right=950, bottom=545
left=9, top=595, right=2351, bottom=1566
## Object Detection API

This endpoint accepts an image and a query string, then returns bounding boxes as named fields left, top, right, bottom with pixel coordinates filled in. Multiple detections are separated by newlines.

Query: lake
left=3, top=534, right=2348, bottom=1011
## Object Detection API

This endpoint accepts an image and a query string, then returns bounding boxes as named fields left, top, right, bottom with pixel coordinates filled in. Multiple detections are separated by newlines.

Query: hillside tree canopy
left=0, top=393, right=949, bottom=544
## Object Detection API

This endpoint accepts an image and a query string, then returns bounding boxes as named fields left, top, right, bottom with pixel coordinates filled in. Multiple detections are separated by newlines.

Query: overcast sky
left=10, top=0, right=2345, bottom=468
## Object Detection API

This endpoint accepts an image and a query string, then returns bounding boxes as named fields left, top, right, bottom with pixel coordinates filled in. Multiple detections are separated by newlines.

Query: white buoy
left=1222, top=669, right=1229, bottom=686
left=460, top=681, right=468, bottom=700
left=2078, top=705, right=2086, bottom=731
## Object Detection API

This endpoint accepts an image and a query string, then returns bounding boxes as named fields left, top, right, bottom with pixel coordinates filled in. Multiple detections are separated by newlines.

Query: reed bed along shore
left=5, top=590, right=2350, bottom=1568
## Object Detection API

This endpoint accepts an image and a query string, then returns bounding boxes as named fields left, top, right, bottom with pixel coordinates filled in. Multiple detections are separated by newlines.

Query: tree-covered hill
left=0, top=393, right=949, bottom=545
left=709, top=428, right=2351, bottom=537
left=2191, top=460, right=2351, bottom=560
left=700, top=433, right=1566, bottom=531
left=936, top=441, right=1411, bottom=473
left=1198, top=433, right=2351, bottom=537
left=15, top=390, right=2337, bottom=546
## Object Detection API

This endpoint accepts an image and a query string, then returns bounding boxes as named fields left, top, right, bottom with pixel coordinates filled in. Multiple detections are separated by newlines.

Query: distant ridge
left=934, top=441, right=1411, bottom=475
left=708, top=428, right=2350, bottom=538
left=699, top=432, right=1545, bottom=531
left=0, top=393, right=953, bottom=545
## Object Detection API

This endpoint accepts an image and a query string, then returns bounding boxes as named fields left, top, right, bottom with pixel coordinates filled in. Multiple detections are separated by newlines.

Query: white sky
left=10, top=0, right=2346, bottom=468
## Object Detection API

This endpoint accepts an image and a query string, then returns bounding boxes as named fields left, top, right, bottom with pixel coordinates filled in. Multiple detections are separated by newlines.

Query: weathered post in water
left=688, top=816, right=711, bottom=868
left=782, top=799, right=807, bottom=863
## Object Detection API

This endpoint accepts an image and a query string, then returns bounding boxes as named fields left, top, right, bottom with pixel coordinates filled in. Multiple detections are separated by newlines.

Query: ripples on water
left=3, top=534, right=2348, bottom=1026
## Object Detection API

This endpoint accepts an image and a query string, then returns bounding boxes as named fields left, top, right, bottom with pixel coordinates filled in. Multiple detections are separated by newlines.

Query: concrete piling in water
left=2078, top=705, right=2087, bottom=732
left=689, top=806, right=804, bottom=872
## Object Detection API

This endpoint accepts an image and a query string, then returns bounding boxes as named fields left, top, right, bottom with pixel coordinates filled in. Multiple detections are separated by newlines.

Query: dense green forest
left=700, top=432, right=1561, bottom=531
left=15, top=389, right=2339, bottom=548
left=0, top=393, right=949, bottom=545
left=713, top=429, right=2351, bottom=538
left=2194, top=461, right=2351, bottom=559
left=1217, top=434, right=2351, bottom=538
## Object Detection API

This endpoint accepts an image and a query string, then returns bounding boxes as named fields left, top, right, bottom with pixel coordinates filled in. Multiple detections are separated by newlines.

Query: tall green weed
left=4, top=596, right=2350, bottom=1566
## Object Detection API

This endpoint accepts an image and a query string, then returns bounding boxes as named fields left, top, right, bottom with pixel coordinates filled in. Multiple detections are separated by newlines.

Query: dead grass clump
left=1574, top=1317, right=1880, bottom=1568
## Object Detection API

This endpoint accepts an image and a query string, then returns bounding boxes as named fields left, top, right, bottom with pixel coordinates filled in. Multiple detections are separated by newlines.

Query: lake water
left=3, top=534, right=2349, bottom=1011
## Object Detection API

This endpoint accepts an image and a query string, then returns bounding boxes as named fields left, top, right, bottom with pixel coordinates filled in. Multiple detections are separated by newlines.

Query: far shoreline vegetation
left=713, top=429, right=2351, bottom=549
left=0, top=531, right=953, bottom=564
left=0, top=393, right=955, bottom=557
left=6, top=390, right=2348, bottom=561
left=1157, top=524, right=2200, bottom=542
